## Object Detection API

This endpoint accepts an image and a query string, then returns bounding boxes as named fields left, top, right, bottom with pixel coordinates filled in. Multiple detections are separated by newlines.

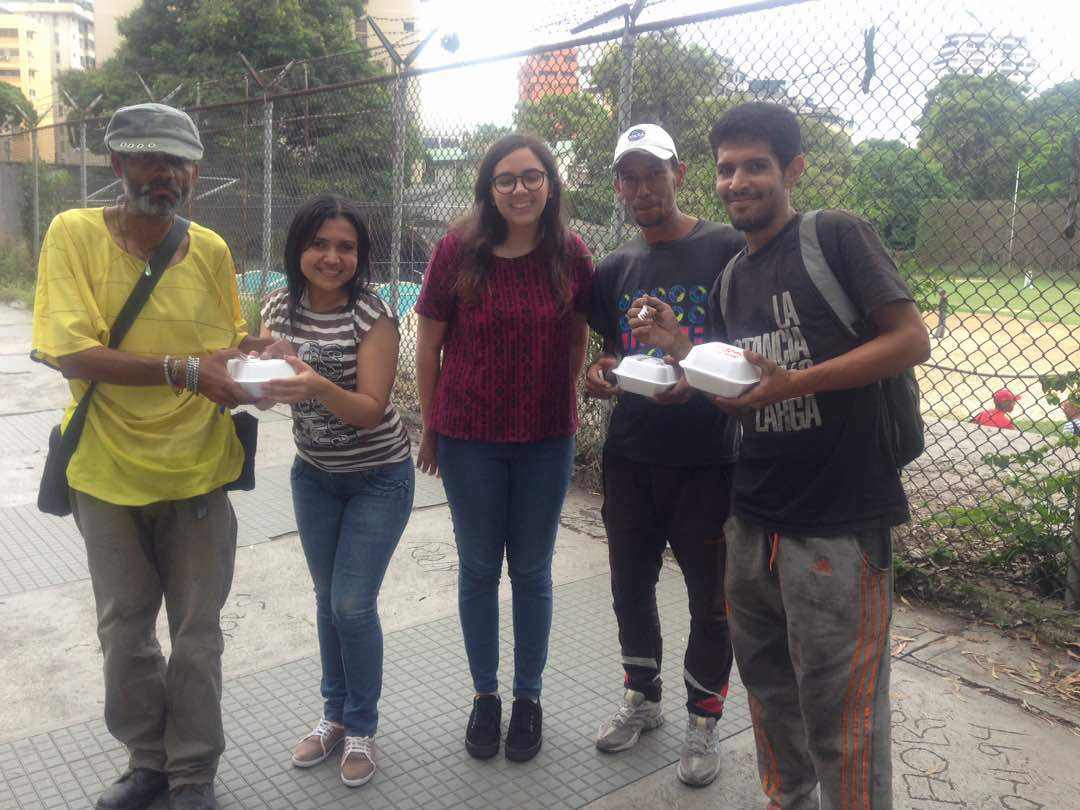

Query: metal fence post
left=31, top=125, right=40, bottom=257
left=80, top=120, right=88, bottom=208
left=258, top=96, right=273, bottom=300
left=608, top=15, right=637, bottom=247
left=389, top=69, right=407, bottom=317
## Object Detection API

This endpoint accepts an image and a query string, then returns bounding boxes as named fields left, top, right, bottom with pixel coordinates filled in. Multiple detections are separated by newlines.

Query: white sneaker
left=677, top=714, right=721, bottom=787
left=595, top=689, right=664, bottom=752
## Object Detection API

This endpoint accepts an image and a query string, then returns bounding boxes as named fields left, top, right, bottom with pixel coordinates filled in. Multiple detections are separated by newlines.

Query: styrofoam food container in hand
left=227, top=357, right=296, bottom=397
left=613, top=354, right=678, bottom=397
left=679, top=342, right=761, bottom=398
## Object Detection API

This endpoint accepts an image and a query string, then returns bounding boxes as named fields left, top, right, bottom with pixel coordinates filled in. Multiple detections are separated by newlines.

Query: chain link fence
left=1, top=0, right=1078, bottom=608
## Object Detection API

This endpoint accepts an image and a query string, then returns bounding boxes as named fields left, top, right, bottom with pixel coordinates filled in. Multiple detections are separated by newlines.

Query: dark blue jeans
left=291, top=456, right=415, bottom=737
left=437, top=434, right=575, bottom=700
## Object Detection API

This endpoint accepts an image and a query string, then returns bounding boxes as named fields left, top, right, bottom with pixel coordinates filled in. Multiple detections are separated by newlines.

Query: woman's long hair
left=452, top=133, right=572, bottom=310
left=283, top=193, right=372, bottom=324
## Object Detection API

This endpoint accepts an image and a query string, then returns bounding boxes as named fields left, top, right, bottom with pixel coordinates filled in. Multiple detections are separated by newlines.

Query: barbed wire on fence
left=1, top=0, right=1078, bottom=606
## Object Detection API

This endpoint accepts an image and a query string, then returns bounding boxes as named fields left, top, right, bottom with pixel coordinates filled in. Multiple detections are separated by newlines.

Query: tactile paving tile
left=0, top=409, right=62, bottom=454
left=0, top=568, right=750, bottom=809
left=0, top=459, right=447, bottom=598
left=0, top=504, right=86, bottom=598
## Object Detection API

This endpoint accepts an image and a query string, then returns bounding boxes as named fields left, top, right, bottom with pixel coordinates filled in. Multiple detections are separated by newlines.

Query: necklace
left=113, top=199, right=173, bottom=273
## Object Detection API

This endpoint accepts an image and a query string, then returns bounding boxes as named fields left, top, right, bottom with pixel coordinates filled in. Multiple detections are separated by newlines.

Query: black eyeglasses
left=491, top=169, right=547, bottom=194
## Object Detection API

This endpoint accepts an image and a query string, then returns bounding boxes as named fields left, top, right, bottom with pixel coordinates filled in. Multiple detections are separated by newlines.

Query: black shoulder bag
left=37, top=216, right=191, bottom=516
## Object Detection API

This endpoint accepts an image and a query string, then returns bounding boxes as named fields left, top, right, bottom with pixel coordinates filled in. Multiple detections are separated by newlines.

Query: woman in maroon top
left=415, top=133, right=593, bottom=763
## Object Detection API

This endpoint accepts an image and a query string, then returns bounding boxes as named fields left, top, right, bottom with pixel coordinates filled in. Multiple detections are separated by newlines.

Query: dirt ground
left=920, top=310, right=1080, bottom=425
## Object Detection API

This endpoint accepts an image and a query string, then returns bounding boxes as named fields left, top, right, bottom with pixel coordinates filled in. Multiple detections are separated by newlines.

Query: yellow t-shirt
left=31, top=208, right=249, bottom=506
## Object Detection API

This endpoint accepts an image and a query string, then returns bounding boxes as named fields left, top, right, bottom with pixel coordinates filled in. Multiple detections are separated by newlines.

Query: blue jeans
left=437, top=435, right=575, bottom=699
left=291, top=456, right=415, bottom=736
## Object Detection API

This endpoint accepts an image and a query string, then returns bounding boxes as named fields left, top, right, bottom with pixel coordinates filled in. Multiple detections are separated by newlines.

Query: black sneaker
left=465, top=693, right=502, bottom=759
left=505, top=698, right=542, bottom=762
left=95, top=768, right=167, bottom=810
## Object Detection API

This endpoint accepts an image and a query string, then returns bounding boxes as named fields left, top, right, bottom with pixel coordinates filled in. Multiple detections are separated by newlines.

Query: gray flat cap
left=104, top=102, right=203, bottom=161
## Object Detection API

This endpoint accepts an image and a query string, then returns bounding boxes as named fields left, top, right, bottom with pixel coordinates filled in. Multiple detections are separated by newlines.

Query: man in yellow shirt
left=31, top=103, right=288, bottom=810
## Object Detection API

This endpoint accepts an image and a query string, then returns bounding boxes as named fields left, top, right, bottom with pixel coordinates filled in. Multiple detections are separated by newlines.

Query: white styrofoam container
left=679, top=342, right=761, bottom=398
left=227, top=357, right=296, bottom=397
left=613, top=354, right=678, bottom=397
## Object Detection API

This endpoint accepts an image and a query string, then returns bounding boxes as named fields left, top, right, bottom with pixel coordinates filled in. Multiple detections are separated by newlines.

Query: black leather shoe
left=168, top=782, right=219, bottom=810
left=465, top=693, right=502, bottom=759
left=505, top=698, right=542, bottom=762
left=95, top=768, right=167, bottom=810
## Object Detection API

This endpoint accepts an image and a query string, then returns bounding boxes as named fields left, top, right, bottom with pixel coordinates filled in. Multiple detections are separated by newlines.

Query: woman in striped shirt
left=259, top=194, right=414, bottom=789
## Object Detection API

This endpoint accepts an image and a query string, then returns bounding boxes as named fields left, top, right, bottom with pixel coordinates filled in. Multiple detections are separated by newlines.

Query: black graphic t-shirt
left=589, top=219, right=745, bottom=466
left=707, top=211, right=912, bottom=534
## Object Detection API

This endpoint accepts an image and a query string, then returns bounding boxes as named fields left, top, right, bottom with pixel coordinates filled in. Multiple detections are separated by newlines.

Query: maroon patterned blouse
left=414, top=230, right=594, bottom=442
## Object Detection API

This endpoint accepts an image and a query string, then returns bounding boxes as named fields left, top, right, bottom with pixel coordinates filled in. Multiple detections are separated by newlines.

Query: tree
left=847, top=140, right=953, bottom=250
left=0, top=83, right=34, bottom=126
left=589, top=31, right=745, bottom=164
left=1021, top=79, right=1080, bottom=200
left=513, top=91, right=615, bottom=183
left=917, top=73, right=1029, bottom=199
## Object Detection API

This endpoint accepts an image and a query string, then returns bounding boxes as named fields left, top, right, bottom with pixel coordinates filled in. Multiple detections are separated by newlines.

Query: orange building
left=518, top=48, right=579, bottom=102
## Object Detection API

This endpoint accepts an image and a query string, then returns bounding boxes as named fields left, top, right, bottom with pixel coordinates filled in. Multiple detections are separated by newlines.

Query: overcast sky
left=412, top=0, right=1080, bottom=142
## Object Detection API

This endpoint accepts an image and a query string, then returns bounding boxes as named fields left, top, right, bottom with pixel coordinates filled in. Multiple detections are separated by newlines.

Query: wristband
left=185, top=355, right=200, bottom=395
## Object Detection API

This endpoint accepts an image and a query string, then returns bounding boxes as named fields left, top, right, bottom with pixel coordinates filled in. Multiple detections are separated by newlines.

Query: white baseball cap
left=612, top=123, right=678, bottom=168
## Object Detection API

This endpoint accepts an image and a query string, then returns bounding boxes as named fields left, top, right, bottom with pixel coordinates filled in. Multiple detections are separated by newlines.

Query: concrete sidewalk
left=0, top=301, right=1078, bottom=809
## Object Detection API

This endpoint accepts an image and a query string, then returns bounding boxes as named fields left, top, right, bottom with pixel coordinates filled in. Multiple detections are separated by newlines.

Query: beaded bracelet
left=162, top=354, right=172, bottom=387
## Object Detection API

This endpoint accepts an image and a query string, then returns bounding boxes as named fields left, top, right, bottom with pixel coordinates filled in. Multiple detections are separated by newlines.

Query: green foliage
left=589, top=31, right=745, bottom=164
left=0, top=238, right=36, bottom=306
left=567, top=185, right=614, bottom=226
left=938, top=372, right=1080, bottom=597
left=20, top=164, right=71, bottom=247
left=60, top=0, right=373, bottom=112
left=514, top=91, right=615, bottom=183
left=0, top=83, right=34, bottom=126
left=917, top=73, right=1029, bottom=199
left=846, top=140, right=953, bottom=250
left=1022, top=79, right=1080, bottom=200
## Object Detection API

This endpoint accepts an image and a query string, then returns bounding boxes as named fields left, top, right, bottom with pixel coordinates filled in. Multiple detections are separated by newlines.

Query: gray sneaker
left=595, top=689, right=664, bottom=752
left=677, top=714, right=721, bottom=787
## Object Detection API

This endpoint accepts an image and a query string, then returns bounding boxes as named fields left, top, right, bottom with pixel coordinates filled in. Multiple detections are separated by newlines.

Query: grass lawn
left=1012, top=416, right=1069, bottom=437
left=936, top=275, right=1080, bottom=325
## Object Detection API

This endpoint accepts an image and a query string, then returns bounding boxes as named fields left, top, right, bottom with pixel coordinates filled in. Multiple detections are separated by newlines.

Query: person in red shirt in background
left=973, top=388, right=1022, bottom=430
left=414, top=133, right=593, bottom=764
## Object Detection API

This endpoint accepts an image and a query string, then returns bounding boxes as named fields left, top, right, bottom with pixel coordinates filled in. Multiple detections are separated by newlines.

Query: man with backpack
left=631, top=102, right=930, bottom=809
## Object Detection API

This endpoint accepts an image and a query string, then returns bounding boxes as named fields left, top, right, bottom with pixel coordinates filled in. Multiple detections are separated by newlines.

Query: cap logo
left=115, top=141, right=156, bottom=150
left=627, top=128, right=646, bottom=141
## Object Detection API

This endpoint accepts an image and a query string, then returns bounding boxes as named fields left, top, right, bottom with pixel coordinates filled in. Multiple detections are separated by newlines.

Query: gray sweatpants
left=73, top=488, right=237, bottom=787
left=725, top=514, right=893, bottom=810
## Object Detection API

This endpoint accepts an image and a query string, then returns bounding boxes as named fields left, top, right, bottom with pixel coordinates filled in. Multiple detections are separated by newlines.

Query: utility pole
left=61, top=90, right=103, bottom=207
left=366, top=19, right=436, bottom=317
left=239, top=53, right=296, bottom=302
left=571, top=1, right=646, bottom=249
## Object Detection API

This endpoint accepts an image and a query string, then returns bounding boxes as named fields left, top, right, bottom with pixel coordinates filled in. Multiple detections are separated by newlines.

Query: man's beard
left=631, top=209, right=667, bottom=228
left=724, top=195, right=773, bottom=233
left=122, top=175, right=189, bottom=217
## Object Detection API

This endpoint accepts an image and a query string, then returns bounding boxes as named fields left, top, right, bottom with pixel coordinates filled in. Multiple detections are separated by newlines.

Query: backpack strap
left=799, top=210, right=860, bottom=341
left=717, top=247, right=746, bottom=323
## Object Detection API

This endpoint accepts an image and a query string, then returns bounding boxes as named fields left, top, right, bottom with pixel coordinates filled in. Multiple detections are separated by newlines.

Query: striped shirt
left=262, top=287, right=411, bottom=472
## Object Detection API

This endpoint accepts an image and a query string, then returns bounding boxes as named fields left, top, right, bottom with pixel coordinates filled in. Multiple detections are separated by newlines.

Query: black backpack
left=717, top=210, right=924, bottom=467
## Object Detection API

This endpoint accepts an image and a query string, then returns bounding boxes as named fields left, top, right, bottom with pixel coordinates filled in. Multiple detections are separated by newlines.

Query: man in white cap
left=584, top=123, right=744, bottom=787
left=31, top=102, right=289, bottom=810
